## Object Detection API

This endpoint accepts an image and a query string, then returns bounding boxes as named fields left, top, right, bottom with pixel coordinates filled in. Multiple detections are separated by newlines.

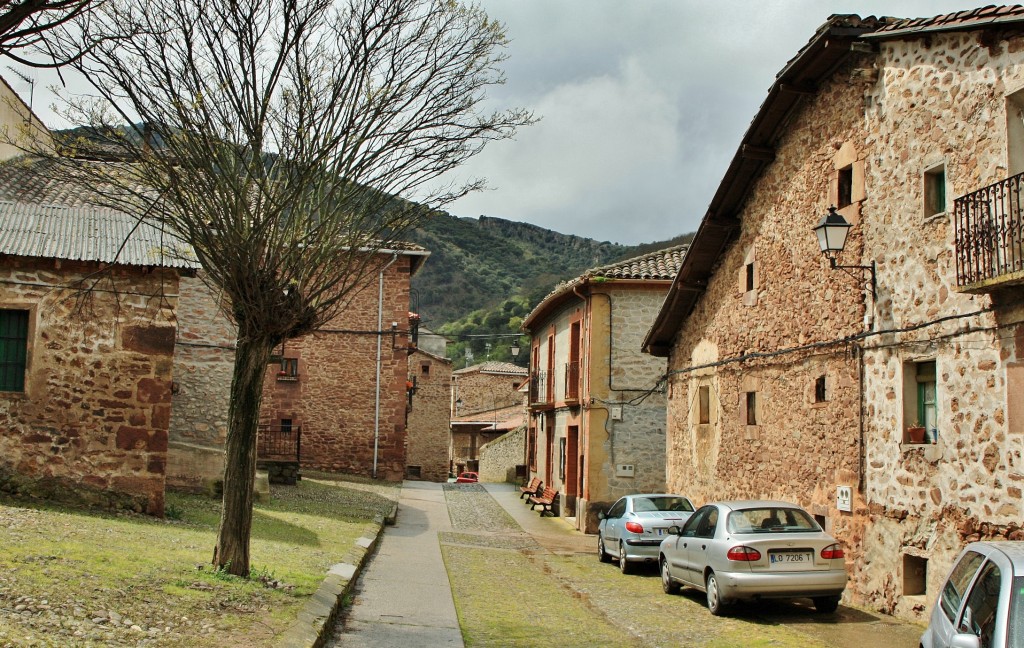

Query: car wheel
left=618, top=542, right=632, bottom=574
left=661, top=557, right=679, bottom=594
left=597, top=534, right=611, bottom=563
left=705, top=572, right=726, bottom=616
left=813, top=596, right=840, bottom=614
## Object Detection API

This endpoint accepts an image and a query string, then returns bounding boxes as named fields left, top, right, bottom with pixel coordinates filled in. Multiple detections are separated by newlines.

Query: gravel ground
left=442, top=483, right=520, bottom=533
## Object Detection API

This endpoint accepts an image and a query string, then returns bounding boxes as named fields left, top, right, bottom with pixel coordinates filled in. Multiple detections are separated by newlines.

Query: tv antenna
left=5, top=67, right=34, bottom=116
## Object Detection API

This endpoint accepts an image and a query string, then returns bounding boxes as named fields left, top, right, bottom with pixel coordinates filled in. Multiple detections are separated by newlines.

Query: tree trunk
left=213, top=335, right=273, bottom=576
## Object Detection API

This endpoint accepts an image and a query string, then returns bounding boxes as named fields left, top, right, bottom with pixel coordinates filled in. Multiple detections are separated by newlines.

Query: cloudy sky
left=8, top=1, right=990, bottom=246
left=440, top=1, right=988, bottom=245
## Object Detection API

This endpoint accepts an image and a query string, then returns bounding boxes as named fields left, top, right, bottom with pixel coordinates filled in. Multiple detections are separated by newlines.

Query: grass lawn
left=0, top=475, right=398, bottom=647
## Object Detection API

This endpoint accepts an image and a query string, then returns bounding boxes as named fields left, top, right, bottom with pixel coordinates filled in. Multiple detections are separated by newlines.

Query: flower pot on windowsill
left=906, top=426, right=927, bottom=444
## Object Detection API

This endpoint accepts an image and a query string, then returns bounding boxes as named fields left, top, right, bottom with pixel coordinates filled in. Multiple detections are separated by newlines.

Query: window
left=746, top=391, right=758, bottom=426
left=280, top=357, right=298, bottom=378
left=940, top=551, right=986, bottom=622
left=814, top=375, right=827, bottom=403
left=745, top=262, right=755, bottom=292
left=420, top=362, right=430, bottom=376
left=837, top=165, right=853, bottom=208
left=925, top=165, right=946, bottom=216
left=0, top=309, right=28, bottom=392
left=917, top=361, right=937, bottom=437
left=904, top=554, right=927, bottom=596
left=698, top=385, right=710, bottom=424
left=959, top=561, right=1002, bottom=647
left=406, top=465, right=421, bottom=479
left=280, top=418, right=293, bottom=433
left=904, top=359, right=938, bottom=443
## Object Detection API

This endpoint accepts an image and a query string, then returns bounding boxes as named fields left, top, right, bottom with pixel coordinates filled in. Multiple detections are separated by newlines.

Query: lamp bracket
left=828, top=257, right=876, bottom=301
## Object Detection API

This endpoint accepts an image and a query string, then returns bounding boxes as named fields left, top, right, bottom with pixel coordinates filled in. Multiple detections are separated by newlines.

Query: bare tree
left=0, top=0, right=98, bottom=65
left=44, top=0, right=531, bottom=576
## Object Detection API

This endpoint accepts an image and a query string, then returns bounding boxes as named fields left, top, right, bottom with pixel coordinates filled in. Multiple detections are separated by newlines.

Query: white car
left=659, top=500, right=847, bottom=615
left=921, top=541, right=1024, bottom=648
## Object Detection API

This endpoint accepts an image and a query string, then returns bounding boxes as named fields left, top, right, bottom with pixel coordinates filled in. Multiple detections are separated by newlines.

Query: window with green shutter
left=0, top=309, right=29, bottom=392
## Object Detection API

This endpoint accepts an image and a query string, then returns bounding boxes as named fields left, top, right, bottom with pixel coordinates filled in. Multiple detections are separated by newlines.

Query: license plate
left=656, top=528, right=665, bottom=536
left=769, top=551, right=813, bottom=569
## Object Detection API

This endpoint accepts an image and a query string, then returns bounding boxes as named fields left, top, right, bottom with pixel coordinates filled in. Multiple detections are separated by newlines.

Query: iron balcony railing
left=257, top=424, right=302, bottom=463
left=529, top=371, right=550, bottom=406
left=955, top=172, right=1024, bottom=287
left=564, top=361, right=580, bottom=402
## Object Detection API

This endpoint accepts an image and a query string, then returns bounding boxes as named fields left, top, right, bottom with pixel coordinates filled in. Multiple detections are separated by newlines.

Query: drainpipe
left=373, top=253, right=399, bottom=478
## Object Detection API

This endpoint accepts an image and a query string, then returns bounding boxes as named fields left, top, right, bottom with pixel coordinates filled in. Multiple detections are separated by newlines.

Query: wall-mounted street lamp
left=813, top=206, right=876, bottom=301
left=510, top=340, right=520, bottom=362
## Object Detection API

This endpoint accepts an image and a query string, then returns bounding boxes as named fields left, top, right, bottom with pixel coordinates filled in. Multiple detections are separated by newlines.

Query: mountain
left=407, top=210, right=693, bottom=333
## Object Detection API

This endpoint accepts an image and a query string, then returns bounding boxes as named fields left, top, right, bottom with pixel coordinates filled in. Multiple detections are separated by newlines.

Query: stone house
left=523, top=246, right=686, bottom=532
left=406, top=345, right=452, bottom=482
left=449, top=361, right=527, bottom=475
left=644, top=8, right=1024, bottom=620
left=0, top=201, right=196, bottom=516
left=259, top=248, right=429, bottom=481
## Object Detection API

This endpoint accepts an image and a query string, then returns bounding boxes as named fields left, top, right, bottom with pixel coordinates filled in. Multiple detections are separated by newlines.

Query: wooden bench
left=519, top=477, right=542, bottom=500
left=528, top=487, right=558, bottom=516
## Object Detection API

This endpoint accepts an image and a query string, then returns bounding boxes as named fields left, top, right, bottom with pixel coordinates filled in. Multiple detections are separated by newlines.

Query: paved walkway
left=482, top=482, right=593, bottom=555
left=329, top=481, right=463, bottom=647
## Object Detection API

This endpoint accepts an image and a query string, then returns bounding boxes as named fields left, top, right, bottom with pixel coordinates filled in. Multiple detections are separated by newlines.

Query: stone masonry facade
left=479, top=426, right=526, bottom=483
left=406, top=349, right=452, bottom=482
left=660, top=15, right=1024, bottom=621
left=260, top=254, right=418, bottom=481
left=166, top=275, right=236, bottom=491
left=0, top=258, right=178, bottom=515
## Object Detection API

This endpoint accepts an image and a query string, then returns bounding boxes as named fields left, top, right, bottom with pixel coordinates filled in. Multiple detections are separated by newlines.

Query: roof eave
left=643, top=15, right=882, bottom=354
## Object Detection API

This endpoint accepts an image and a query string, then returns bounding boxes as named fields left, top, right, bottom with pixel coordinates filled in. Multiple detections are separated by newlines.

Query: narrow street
left=329, top=482, right=927, bottom=647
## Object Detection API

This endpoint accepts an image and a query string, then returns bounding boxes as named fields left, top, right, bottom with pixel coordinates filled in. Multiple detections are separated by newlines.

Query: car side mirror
left=667, top=525, right=681, bottom=535
left=950, top=634, right=981, bottom=648
left=598, top=511, right=606, bottom=520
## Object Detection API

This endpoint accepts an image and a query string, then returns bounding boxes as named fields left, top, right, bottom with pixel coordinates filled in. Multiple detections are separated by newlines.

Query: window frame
left=0, top=308, right=30, bottom=393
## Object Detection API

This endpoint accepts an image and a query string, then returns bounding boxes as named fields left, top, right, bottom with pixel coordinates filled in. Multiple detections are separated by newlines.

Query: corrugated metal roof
left=0, top=201, right=197, bottom=269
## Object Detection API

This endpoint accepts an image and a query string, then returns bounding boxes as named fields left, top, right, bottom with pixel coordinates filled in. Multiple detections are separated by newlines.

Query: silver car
left=658, top=500, right=847, bottom=615
left=597, top=493, right=695, bottom=574
left=921, top=541, right=1024, bottom=648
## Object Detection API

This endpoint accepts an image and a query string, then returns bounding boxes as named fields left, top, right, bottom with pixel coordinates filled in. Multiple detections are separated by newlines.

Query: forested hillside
left=408, top=211, right=694, bottom=367
left=407, top=212, right=631, bottom=328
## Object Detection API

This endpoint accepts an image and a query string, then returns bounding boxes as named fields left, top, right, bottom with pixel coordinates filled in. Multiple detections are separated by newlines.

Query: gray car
left=659, top=500, right=847, bottom=615
left=921, top=541, right=1024, bottom=648
left=597, top=493, right=695, bottom=574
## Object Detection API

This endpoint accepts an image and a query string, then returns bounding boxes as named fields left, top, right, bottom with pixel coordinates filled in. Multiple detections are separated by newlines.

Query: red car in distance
left=454, top=471, right=479, bottom=483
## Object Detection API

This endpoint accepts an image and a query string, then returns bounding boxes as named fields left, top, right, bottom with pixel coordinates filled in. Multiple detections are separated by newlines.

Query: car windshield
left=727, top=507, right=820, bottom=534
left=633, top=496, right=694, bottom=513
left=1009, top=576, right=1024, bottom=647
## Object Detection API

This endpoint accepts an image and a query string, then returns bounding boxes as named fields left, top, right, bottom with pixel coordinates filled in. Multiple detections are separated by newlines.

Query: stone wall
left=259, top=255, right=414, bottom=481
left=664, top=60, right=869, bottom=588
left=406, top=350, right=452, bottom=482
left=167, top=275, right=235, bottom=491
left=479, top=426, right=525, bottom=483
left=852, top=29, right=1024, bottom=617
left=0, top=258, right=178, bottom=515
left=451, top=365, right=526, bottom=417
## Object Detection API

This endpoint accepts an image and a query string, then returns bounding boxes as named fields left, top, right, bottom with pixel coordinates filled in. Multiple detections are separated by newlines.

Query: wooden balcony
left=954, top=172, right=1024, bottom=292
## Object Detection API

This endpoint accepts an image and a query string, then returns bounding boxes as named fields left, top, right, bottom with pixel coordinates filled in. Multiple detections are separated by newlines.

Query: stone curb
left=278, top=501, right=398, bottom=648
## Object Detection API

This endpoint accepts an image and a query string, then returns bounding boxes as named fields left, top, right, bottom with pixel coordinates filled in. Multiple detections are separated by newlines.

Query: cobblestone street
left=330, top=482, right=927, bottom=647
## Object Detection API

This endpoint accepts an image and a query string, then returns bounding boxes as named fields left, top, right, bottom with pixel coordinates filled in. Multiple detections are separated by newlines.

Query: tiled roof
left=867, top=5, right=1024, bottom=38
left=0, top=201, right=198, bottom=269
left=587, top=244, right=688, bottom=281
left=453, top=361, right=528, bottom=376
left=523, top=244, right=687, bottom=330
